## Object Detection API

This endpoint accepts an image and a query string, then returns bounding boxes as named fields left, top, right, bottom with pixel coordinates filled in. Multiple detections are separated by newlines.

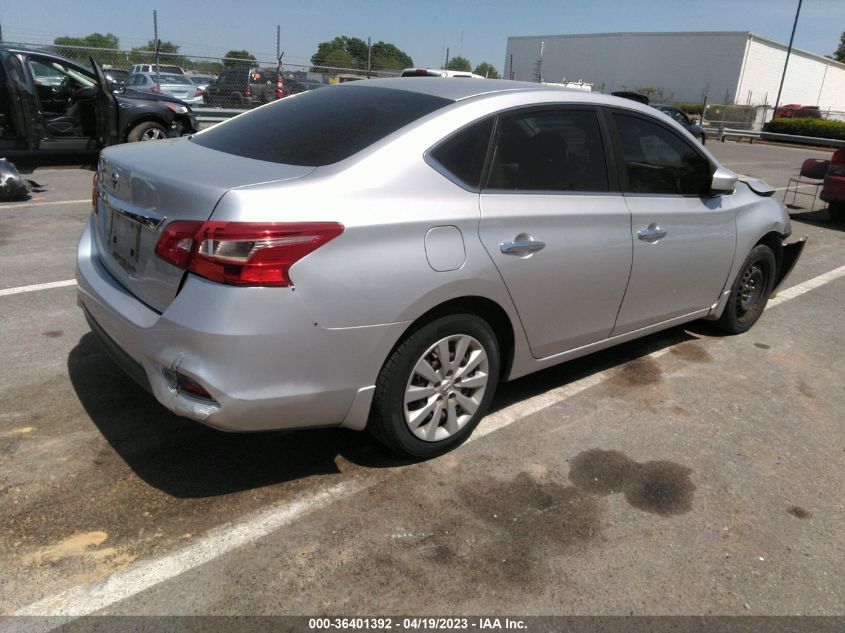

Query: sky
left=1, top=0, right=843, bottom=71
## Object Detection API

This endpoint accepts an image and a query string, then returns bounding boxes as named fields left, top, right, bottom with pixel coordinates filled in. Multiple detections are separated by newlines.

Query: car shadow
left=788, top=207, right=845, bottom=233
left=8, top=155, right=97, bottom=175
left=68, top=323, right=703, bottom=499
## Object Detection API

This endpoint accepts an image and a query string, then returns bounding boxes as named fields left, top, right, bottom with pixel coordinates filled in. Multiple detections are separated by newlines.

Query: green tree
left=369, top=41, right=413, bottom=70
left=473, top=62, right=500, bottom=79
left=311, top=36, right=412, bottom=72
left=834, top=32, right=845, bottom=63
left=52, top=32, right=122, bottom=65
left=445, top=56, right=471, bottom=72
left=222, top=50, right=257, bottom=67
left=128, top=40, right=188, bottom=68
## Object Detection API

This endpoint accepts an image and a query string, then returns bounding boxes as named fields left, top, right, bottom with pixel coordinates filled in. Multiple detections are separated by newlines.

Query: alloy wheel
left=403, top=334, right=489, bottom=442
left=141, top=127, right=167, bottom=141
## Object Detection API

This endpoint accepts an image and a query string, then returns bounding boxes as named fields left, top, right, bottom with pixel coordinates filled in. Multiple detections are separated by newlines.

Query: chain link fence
left=6, top=40, right=402, bottom=110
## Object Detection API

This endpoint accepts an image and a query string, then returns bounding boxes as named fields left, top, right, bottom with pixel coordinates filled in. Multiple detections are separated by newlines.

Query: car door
left=478, top=106, right=633, bottom=359
left=3, top=54, right=43, bottom=149
left=90, top=57, right=119, bottom=147
left=608, top=110, right=736, bottom=335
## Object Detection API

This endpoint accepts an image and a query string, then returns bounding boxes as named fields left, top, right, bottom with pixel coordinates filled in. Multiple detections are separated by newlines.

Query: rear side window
left=429, top=117, right=494, bottom=189
left=613, top=113, right=711, bottom=195
left=192, top=85, right=452, bottom=166
left=487, top=109, right=609, bottom=192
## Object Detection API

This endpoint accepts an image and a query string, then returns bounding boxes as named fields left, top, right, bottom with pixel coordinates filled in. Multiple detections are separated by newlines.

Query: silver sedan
left=76, top=79, right=805, bottom=458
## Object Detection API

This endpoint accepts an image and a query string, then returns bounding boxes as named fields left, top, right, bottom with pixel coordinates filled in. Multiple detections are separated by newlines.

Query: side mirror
left=710, top=165, right=738, bottom=196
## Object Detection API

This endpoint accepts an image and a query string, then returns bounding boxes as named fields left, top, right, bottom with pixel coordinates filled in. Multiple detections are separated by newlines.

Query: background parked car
left=203, top=66, right=280, bottom=107
left=820, top=146, right=845, bottom=221
left=653, top=104, right=707, bottom=143
left=130, top=63, right=185, bottom=75
left=185, top=74, right=216, bottom=93
left=126, top=72, right=204, bottom=105
left=0, top=46, right=197, bottom=153
left=774, top=104, right=821, bottom=119
left=103, top=68, right=129, bottom=88
left=283, top=77, right=325, bottom=96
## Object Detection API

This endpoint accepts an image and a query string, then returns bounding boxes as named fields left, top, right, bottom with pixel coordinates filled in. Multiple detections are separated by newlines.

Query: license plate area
left=106, top=205, right=144, bottom=277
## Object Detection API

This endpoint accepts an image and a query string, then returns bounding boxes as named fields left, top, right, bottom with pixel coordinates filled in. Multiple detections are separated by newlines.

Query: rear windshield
left=191, top=85, right=453, bottom=166
left=158, top=73, right=192, bottom=85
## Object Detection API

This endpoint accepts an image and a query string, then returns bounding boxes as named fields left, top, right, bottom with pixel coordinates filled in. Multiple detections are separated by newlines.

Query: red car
left=775, top=104, right=821, bottom=119
left=820, top=146, right=845, bottom=221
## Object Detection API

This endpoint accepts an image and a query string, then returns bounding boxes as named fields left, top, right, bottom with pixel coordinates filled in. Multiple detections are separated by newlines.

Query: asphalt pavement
left=0, top=141, right=843, bottom=619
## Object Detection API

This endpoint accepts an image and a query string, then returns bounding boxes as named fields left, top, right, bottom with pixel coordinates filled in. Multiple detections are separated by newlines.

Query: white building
left=504, top=31, right=845, bottom=109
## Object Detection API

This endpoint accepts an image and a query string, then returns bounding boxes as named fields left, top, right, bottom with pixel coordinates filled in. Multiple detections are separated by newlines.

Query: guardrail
left=759, top=131, right=844, bottom=148
left=192, top=108, right=248, bottom=123
left=703, top=126, right=843, bottom=148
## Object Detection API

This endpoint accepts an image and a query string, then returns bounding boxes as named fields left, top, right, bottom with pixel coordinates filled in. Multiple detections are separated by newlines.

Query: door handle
left=637, top=224, right=667, bottom=242
left=500, top=239, right=546, bottom=255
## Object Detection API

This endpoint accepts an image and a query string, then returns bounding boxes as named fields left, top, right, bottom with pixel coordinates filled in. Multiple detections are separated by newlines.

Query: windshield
left=157, top=73, right=193, bottom=85
left=191, top=85, right=452, bottom=166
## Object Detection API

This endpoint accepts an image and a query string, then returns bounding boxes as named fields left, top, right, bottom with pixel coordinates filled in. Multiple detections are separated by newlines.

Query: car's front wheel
left=127, top=121, right=168, bottom=142
left=717, top=244, right=776, bottom=334
left=368, top=313, right=500, bottom=458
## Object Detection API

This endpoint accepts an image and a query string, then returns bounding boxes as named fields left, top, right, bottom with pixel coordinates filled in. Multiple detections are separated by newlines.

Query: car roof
left=337, top=77, right=659, bottom=112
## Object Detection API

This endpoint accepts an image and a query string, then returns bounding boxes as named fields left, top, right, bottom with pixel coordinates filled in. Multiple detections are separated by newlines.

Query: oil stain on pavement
left=568, top=449, right=696, bottom=516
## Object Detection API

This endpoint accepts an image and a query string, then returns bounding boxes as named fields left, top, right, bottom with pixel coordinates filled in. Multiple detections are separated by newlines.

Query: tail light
left=155, top=221, right=344, bottom=287
left=92, top=172, right=99, bottom=217
left=177, top=375, right=215, bottom=401
left=150, top=84, right=162, bottom=94
left=829, top=148, right=845, bottom=176
left=243, top=84, right=252, bottom=98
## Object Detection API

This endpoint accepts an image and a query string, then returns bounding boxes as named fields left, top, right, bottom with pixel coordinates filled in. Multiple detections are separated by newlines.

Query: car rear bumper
left=75, top=216, right=404, bottom=432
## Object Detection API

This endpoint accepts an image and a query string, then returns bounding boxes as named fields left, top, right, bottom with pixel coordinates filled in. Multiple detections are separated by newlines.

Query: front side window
left=487, top=109, right=608, bottom=192
left=613, top=113, right=711, bottom=195
left=28, top=59, right=94, bottom=89
left=429, top=117, right=494, bottom=189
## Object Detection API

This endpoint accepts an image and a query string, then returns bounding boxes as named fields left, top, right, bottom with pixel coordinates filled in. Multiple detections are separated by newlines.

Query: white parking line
left=11, top=262, right=845, bottom=617
left=768, top=264, right=845, bottom=307
left=0, top=198, right=89, bottom=210
left=0, top=279, right=76, bottom=297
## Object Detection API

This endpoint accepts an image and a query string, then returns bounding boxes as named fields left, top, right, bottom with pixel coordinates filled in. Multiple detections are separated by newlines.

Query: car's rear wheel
left=368, top=313, right=500, bottom=459
left=717, top=244, right=776, bottom=334
left=127, top=121, right=168, bottom=142
left=829, top=202, right=845, bottom=222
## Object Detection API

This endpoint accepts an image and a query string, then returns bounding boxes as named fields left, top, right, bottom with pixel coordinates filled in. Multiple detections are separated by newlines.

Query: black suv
left=203, top=66, right=280, bottom=108
left=0, top=46, right=197, bottom=155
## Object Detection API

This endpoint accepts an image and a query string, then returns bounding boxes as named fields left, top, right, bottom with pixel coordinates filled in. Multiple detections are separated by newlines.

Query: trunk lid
left=95, top=138, right=314, bottom=312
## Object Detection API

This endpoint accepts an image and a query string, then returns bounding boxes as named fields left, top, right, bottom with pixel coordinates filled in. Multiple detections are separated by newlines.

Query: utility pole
left=445, top=47, right=450, bottom=69
left=367, top=36, right=372, bottom=79
left=153, top=10, right=160, bottom=87
left=276, top=25, right=280, bottom=60
left=773, top=0, right=803, bottom=117
left=0, top=24, right=4, bottom=43
left=536, top=41, right=544, bottom=83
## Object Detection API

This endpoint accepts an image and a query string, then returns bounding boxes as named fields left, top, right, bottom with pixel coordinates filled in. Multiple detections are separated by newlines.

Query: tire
left=717, top=244, right=776, bottom=335
left=127, top=121, right=168, bottom=142
left=368, top=313, right=500, bottom=459
left=829, top=202, right=845, bottom=222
